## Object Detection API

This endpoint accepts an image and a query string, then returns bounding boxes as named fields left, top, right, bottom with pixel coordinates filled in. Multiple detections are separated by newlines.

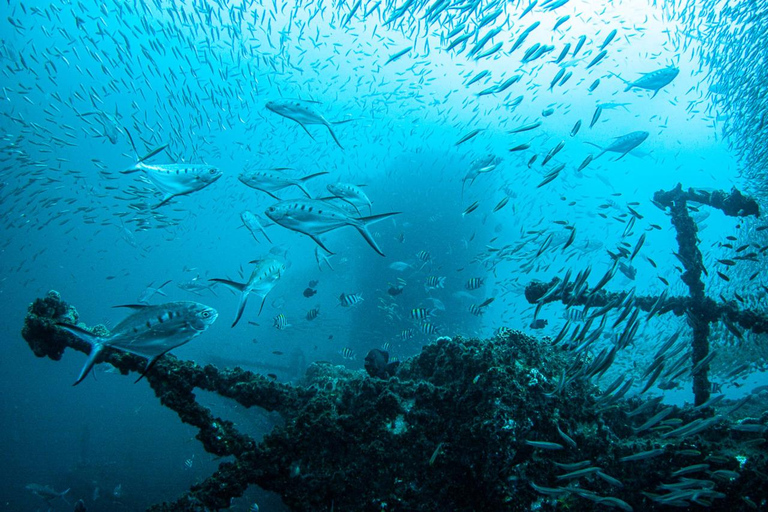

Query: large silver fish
left=210, top=258, right=286, bottom=327
left=238, top=168, right=328, bottom=199
left=265, top=99, right=351, bottom=149
left=622, top=66, right=679, bottom=97
left=122, top=161, right=222, bottom=208
left=121, top=140, right=222, bottom=208
left=264, top=199, right=399, bottom=256
left=591, top=131, right=649, bottom=160
left=56, top=301, right=218, bottom=385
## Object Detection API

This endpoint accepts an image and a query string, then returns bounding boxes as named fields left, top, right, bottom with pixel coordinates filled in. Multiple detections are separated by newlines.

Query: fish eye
left=201, top=311, right=210, bottom=318
left=209, top=169, right=216, bottom=174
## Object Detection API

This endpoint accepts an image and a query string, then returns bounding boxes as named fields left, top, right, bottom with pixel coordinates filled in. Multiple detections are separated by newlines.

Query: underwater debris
left=22, top=291, right=768, bottom=511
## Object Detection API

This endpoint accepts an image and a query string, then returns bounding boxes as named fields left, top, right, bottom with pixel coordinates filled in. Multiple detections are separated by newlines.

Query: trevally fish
left=121, top=143, right=222, bottom=208
left=241, top=211, right=272, bottom=243
left=56, top=302, right=218, bottom=385
left=265, top=99, right=352, bottom=149
left=617, top=66, right=679, bottom=97
left=589, top=131, right=649, bottom=160
left=326, top=182, right=372, bottom=214
left=26, top=484, right=70, bottom=504
left=138, top=279, right=172, bottom=304
left=210, top=258, right=286, bottom=327
left=265, top=199, right=400, bottom=256
left=238, top=168, right=329, bottom=199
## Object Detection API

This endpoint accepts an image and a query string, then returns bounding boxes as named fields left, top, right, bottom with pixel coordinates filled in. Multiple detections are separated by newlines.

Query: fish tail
left=297, top=171, right=330, bottom=198
left=354, top=212, right=401, bottom=257
left=209, top=279, right=249, bottom=327
left=55, top=323, right=106, bottom=386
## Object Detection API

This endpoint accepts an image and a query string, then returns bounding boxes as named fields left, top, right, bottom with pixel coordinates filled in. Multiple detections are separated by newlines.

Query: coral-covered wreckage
left=22, top=288, right=768, bottom=511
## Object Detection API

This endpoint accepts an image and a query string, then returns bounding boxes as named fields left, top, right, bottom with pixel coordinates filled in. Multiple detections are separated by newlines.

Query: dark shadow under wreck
left=22, top=291, right=768, bottom=511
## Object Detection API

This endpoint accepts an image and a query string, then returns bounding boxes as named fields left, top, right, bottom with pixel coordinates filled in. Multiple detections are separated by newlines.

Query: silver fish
left=238, top=168, right=328, bottom=199
left=264, top=199, right=399, bottom=256
left=590, top=131, right=649, bottom=160
left=26, top=484, right=70, bottom=504
left=210, top=258, right=285, bottom=327
left=56, top=302, right=218, bottom=385
left=623, top=66, right=679, bottom=97
left=122, top=159, right=222, bottom=208
left=326, top=182, right=373, bottom=214
left=240, top=211, right=272, bottom=243
left=265, top=99, right=350, bottom=149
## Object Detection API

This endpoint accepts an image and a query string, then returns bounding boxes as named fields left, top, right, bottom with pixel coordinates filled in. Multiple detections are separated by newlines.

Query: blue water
left=1, top=0, right=765, bottom=510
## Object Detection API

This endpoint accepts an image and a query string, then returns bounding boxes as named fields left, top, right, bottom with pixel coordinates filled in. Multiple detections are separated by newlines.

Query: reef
left=526, top=185, right=764, bottom=407
left=22, top=291, right=768, bottom=511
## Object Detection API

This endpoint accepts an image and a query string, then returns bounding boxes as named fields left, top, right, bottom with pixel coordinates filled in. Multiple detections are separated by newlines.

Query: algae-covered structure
left=22, top=291, right=768, bottom=511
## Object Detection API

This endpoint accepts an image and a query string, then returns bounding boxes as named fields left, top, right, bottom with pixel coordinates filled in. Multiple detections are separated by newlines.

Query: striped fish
left=465, top=277, right=485, bottom=290
left=273, top=313, right=290, bottom=330
left=411, top=308, right=433, bottom=320
left=425, top=276, right=446, bottom=289
left=306, top=307, right=320, bottom=321
left=339, top=292, right=363, bottom=307
left=339, top=347, right=356, bottom=360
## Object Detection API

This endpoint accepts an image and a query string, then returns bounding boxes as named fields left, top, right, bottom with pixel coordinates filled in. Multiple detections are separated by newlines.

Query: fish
left=455, top=128, right=483, bottom=145
left=238, top=168, right=329, bottom=200
left=138, top=279, right=172, bottom=304
left=265, top=99, right=351, bottom=149
left=425, top=276, right=446, bottom=289
left=120, top=144, right=222, bottom=208
left=264, top=199, right=400, bottom=256
left=589, top=131, right=649, bottom=160
left=26, top=484, right=71, bottom=504
left=339, top=347, right=356, bottom=360
left=55, top=301, right=218, bottom=385
left=273, top=313, right=290, bottom=330
left=465, top=277, right=484, bottom=290
left=326, top=182, right=373, bottom=214
left=411, top=308, right=433, bottom=319
left=621, top=66, right=679, bottom=97
left=210, top=258, right=285, bottom=327
left=385, top=47, right=411, bottom=64
left=339, top=292, right=363, bottom=307
left=306, top=307, right=320, bottom=320
left=241, top=211, right=272, bottom=243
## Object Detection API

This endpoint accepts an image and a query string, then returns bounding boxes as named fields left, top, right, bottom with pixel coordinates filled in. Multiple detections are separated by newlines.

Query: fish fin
left=137, top=144, right=168, bottom=163
left=209, top=278, right=247, bottom=291
left=134, top=351, right=169, bottom=383
left=112, top=304, right=150, bottom=310
left=60, top=489, right=71, bottom=506
left=309, top=234, right=335, bottom=255
left=296, top=171, right=330, bottom=197
left=651, top=89, right=659, bottom=99
left=354, top=212, right=402, bottom=257
left=298, top=122, right=315, bottom=140
left=330, top=118, right=356, bottom=125
left=157, top=279, right=173, bottom=289
left=261, top=228, right=273, bottom=243
left=258, top=294, right=268, bottom=315
left=56, top=323, right=107, bottom=386
left=231, top=291, right=250, bottom=327
left=153, top=193, right=175, bottom=209
left=325, top=124, right=344, bottom=149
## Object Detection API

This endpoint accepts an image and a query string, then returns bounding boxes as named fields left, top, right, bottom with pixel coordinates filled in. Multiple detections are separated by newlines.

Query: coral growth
left=21, top=292, right=768, bottom=511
